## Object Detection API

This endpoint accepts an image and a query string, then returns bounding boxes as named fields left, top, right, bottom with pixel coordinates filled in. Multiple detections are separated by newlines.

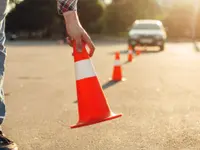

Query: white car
left=128, top=20, right=167, bottom=50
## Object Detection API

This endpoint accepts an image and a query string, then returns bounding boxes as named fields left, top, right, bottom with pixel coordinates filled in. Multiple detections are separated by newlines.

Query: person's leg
left=0, top=1, right=18, bottom=149
left=0, top=17, right=6, bottom=126
left=0, top=0, right=8, bottom=126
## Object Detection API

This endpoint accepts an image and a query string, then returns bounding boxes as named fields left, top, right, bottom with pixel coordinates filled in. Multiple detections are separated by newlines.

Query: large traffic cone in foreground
left=71, top=43, right=122, bottom=129
left=128, top=45, right=133, bottom=62
left=111, top=52, right=126, bottom=81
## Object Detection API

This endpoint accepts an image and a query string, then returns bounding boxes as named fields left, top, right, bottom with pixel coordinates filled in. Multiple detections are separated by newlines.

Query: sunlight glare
left=156, top=0, right=200, bottom=8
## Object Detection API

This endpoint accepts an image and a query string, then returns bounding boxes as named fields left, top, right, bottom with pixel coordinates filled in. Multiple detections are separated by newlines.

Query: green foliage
left=103, top=0, right=163, bottom=35
left=7, top=0, right=24, bottom=13
left=163, top=4, right=194, bottom=38
left=5, top=0, right=200, bottom=39
left=6, top=0, right=104, bottom=37
left=195, top=11, right=200, bottom=38
left=9, top=0, right=23, bottom=4
left=103, top=1, right=134, bottom=35
left=77, top=0, right=105, bottom=33
left=6, top=0, right=64, bottom=38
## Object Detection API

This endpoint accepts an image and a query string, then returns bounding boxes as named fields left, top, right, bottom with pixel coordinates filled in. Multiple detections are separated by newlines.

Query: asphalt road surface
left=3, top=41, right=200, bottom=150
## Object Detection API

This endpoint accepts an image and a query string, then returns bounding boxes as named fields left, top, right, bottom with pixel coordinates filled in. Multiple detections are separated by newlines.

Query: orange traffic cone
left=128, top=46, right=133, bottom=62
left=111, top=52, right=126, bottom=81
left=128, top=45, right=133, bottom=51
left=135, top=47, right=141, bottom=56
left=71, top=43, right=122, bottom=129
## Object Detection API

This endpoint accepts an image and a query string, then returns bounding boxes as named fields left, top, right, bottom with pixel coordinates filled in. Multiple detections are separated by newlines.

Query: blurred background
left=5, top=0, right=200, bottom=41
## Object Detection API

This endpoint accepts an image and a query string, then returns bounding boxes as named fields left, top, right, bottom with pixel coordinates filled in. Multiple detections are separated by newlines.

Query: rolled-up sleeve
left=57, top=0, right=78, bottom=15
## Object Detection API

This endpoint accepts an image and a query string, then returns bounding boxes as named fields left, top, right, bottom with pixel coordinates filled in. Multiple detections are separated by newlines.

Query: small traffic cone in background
left=111, top=52, right=126, bottom=81
left=128, top=45, right=133, bottom=51
left=71, top=42, right=122, bottom=129
left=135, top=47, right=141, bottom=56
left=128, top=45, right=133, bottom=62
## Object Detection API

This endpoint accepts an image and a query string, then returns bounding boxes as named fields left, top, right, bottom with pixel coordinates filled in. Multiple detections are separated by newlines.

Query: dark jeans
left=0, top=0, right=8, bottom=125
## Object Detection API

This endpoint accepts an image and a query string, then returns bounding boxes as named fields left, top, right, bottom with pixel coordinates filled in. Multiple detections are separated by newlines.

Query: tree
left=163, top=3, right=196, bottom=38
left=9, top=0, right=23, bottom=3
left=6, top=0, right=64, bottom=38
left=77, top=0, right=105, bottom=33
left=195, top=10, right=200, bottom=38
left=6, top=0, right=104, bottom=37
left=103, top=0, right=135, bottom=35
left=103, top=0, right=163, bottom=35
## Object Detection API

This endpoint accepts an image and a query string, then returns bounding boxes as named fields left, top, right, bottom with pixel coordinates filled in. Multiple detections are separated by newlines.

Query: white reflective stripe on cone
left=114, top=60, right=121, bottom=66
left=129, top=50, right=132, bottom=54
left=75, top=59, right=96, bottom=80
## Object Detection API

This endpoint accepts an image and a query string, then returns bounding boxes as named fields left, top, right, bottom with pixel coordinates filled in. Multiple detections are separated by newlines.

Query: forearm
left=57, top=0, right=95, bottom=56
left=57, top=0, right=78, bottom=15
left=63, top=11, right=80, bottom=26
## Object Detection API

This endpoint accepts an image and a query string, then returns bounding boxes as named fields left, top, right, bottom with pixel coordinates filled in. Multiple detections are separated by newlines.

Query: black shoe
left=0, top=131, right=18, bottom=150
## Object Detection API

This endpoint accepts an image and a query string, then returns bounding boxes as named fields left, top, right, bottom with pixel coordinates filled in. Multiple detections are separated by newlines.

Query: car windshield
left=133, top=23, right=161, bottom=30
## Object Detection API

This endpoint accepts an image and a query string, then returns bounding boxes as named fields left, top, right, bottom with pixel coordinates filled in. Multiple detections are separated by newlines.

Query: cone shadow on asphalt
left=138, top=50, right=162, bottom=54
left=123, top=61, right=131, bottom=65
left=108, top=49, right=162, bottom=55
left=102, top=80, right=120, bottom=90
left=193, top=42, right=200, bottom=52
left=108, top=50, right=128, bottom=55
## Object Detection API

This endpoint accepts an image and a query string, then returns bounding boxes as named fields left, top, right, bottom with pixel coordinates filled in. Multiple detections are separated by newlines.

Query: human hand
left=63, top=11, right=95, bottom=57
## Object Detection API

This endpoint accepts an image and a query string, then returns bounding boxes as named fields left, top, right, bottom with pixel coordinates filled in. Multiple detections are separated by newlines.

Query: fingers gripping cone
left=71, top=43, right=122, bottom=129
left=111, top=52, right=126, bottom=81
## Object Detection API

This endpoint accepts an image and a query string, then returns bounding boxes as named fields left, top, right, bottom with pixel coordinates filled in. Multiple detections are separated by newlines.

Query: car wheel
left=131, top=45, right=136, bottom=51
left=160, top=44, right=165, bottom=51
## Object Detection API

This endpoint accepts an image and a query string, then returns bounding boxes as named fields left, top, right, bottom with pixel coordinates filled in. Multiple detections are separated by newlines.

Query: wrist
left=63, top=11, right=79, bottom=23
